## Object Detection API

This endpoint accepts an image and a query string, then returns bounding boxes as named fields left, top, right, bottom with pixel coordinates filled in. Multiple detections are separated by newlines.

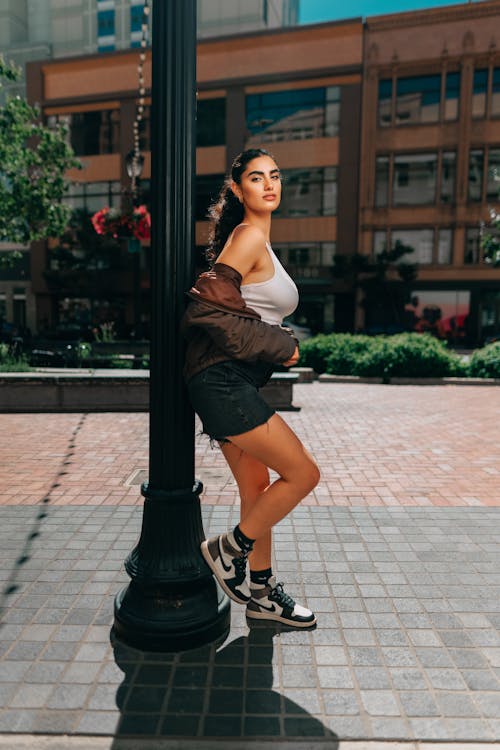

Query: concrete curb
left=317, top=374, right=500, bottom=386
left=0, top=736, right=496, bottom=749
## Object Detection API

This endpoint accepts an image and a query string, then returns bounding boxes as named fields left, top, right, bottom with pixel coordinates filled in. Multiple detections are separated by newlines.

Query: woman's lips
left=263, top=195, right=276, bottom=201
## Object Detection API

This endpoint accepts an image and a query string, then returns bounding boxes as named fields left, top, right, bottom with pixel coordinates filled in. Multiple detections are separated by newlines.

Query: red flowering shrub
left=91, top=205, right=151, bottom=241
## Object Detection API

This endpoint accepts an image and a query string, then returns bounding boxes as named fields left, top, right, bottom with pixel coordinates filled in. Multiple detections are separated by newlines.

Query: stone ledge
left=0, top=369, right=299, bottom=412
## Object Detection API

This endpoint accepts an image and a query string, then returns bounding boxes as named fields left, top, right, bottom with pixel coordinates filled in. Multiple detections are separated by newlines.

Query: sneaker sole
left=246, top=609, right=317, bottom=628
left=200, top=540, right=250, bottom=605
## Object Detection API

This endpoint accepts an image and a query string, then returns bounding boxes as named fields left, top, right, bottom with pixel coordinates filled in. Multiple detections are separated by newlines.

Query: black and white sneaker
left=246, top=576, right=316, bottom=628
left=200, top=533, right=251, bottom=605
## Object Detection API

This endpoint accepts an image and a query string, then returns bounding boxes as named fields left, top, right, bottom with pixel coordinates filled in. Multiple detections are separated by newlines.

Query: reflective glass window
left=48, top=111, right=120, bottom=156
left=492, top=68, right=500, bottom=117
left=396, top=74, right=440, bottom=124
left=275, top=167, right=337, bottom=217
left=465, top=227, right=481, bottom=264
left=373, top=230, right=387, bottom=255
left=472, top=69, right=488, bottom=119
left=391, top=229, right=433, bottom=264
left=440, top=151, right=456, bottom=204
left=468, top=149, right=484, bottom=202
left=408, top=290, right=470, bottom=343
left=65, top=181, right=121, bottom=214
left=437, top=229, right=453, bottom=264
left=197, top=98, right=226, bottom=147
left=378, top=79, right=392, bottom=127
left=246, top=86, right=340, bottom=143
left=444, top=72, right=460, bottom=121
left=393, top=153, right=437, bottom=205
left=486, top=148, right=500, bottom=201
left=375, top=156, right=389, bottom=207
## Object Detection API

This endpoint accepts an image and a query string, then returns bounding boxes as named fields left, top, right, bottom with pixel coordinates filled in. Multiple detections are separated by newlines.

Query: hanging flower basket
left=91, top=205, right=151, bottom=242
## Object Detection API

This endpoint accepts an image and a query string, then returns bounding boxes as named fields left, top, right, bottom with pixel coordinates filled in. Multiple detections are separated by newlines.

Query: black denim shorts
left=187, top=360, right=275, bottom=444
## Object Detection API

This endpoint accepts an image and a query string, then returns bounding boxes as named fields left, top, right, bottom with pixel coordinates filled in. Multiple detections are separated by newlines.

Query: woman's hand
left=282, top=346, right=300, bottom=368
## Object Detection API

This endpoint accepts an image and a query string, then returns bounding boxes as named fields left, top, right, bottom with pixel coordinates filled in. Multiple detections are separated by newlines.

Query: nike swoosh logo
left=218, top=537, right=232, bottom=573
left=256, top=601, right=276, bottom=613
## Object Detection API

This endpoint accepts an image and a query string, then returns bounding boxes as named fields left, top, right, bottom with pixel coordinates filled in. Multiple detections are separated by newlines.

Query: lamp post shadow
left=110, top=623, right=339, bottom=745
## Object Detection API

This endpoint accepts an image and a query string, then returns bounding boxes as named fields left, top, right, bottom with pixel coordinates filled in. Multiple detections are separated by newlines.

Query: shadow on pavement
left=0, top=413, right=88, bottom=627
left=110, top=623, right=339, bottom=746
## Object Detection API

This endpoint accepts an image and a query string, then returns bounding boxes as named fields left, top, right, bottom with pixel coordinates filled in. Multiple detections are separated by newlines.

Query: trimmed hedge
left=298, top=332, right=469, bottom=379
left=468, top=342, right=500, bottom=379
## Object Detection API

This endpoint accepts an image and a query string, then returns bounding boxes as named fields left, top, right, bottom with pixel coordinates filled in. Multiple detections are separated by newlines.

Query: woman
left=181, top=148, right=320, bottom=628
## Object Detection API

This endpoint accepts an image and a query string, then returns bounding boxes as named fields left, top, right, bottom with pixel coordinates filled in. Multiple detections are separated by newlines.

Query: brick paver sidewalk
left=0, top=383, right=499, bottom=745
left=0, top=383, right=498, bottom=507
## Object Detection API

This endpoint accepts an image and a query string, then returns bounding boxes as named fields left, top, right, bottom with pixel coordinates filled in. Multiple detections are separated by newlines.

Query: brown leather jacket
left=180, top=262, right=298, bottom=382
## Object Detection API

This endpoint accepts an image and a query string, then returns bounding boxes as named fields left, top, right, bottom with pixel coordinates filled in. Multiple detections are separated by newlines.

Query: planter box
left=0, top=370, right=299, bottom=413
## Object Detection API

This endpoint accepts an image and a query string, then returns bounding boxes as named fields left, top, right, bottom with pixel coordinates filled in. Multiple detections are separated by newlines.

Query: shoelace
left=232, top=552, right=248, bottom=580
left=269, top=581, right=295, bottom=609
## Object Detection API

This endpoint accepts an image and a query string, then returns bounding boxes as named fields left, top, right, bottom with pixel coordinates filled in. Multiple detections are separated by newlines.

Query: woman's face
left=232, top=155, right=282, bottom=213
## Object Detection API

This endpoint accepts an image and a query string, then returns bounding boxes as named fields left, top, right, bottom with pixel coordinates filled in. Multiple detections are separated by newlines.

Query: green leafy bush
left=0, top=343, right=31, bottom=372
left=324, top=334, right=373, bottom=375
left=468, top=342, right=500, bottom=379
left=297, top=334, right=335, bottom=374
left=353, top=334, right=465, bottom=378
left=299, top=332, right=467, bottom=378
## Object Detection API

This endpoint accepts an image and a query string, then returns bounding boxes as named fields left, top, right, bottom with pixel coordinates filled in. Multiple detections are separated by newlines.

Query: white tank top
left=240, top=241, right=299, bottom=326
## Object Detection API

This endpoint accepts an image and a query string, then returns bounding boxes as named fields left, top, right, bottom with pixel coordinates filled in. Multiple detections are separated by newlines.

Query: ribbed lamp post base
left=113, top=481, right=231, bottom=652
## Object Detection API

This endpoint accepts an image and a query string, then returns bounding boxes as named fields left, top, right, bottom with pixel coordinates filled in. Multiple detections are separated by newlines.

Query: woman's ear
left=230, top=180, right=243, bottom=204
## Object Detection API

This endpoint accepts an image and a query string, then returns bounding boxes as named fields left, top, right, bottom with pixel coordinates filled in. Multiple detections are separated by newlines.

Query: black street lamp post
left=113, top=0, right=230, bottom=651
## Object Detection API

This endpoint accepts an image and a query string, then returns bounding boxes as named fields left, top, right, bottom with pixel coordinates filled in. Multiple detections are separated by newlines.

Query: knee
left=296, top=459, right=320, bottom=494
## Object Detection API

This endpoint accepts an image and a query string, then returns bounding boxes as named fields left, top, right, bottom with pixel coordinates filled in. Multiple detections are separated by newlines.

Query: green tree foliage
left=0, top=55, right=80, bottom=250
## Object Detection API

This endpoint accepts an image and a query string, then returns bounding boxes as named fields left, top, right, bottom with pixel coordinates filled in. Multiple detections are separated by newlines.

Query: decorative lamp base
left=112, top=481, right=231, bottom=652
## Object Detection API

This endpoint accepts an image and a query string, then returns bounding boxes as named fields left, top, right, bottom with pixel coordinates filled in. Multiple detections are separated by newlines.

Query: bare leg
left=226, top=412, right=320, bottom=541
left=220, top=441, right=272, bottom=571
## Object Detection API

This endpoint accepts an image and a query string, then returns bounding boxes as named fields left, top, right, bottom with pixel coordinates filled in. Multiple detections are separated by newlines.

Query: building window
left=393, top=153, right=437, bottom=206
left=273, top=242, right=336, bottom=275
left=373, top=230, right=387, bottom=255
left=274, top=167, right=337, bottom=217
left=391, top=228, right=434, bottom=264
left=130, top=1, right=145, bottom=48
left=437, top=229, right=453, bottom=264
left=407, top=290, right=471, bottom=343
left=465, top=227, right=481, bottom=264
left=440, top=151, right=456, bottom=203
left=492, top=67, right=500, bottom=117
left=395, top=74, right=441, bottom=125
left=97, top=1, right=116, bottom=53
left=195, top=174, right=225, bottom=221
left=472, top=68, right=488, bottom=119
left=47, top=111, right=120, bottom=156
left=197, top=98, right=226, bottom=147
left=375, top=156, right=389, bottom=207
left=468, top=149, right=484, bottom=202
left=65, top=181, right=122, bottom=214
left=379, top=71, right=460, bottom=126
left=246, top=86, right=340, bottom=144
left=444, top=71, right=460, bottom=121
left=486, top=147, right=500, bottom=201
left=378, top=79, right=392, bottom=127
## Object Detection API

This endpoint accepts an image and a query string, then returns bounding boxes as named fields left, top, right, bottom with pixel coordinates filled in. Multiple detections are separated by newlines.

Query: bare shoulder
left=217, top=224, right=267, bottom=278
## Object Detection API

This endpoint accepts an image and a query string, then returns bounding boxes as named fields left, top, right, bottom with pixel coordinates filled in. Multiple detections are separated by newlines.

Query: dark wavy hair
left=205, top=147, right=276, bottom=264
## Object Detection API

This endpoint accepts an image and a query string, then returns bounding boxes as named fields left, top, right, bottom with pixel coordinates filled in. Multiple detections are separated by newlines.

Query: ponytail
left=205, top=147, right=273, bottom=264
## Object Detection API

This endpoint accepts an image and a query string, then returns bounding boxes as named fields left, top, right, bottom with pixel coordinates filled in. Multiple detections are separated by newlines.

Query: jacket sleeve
left=181, top=298, right=297, bottom=364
